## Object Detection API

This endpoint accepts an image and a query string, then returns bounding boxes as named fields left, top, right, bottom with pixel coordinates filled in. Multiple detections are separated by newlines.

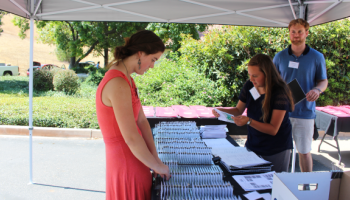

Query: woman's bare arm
left=103, top=77, right=169, bottom=179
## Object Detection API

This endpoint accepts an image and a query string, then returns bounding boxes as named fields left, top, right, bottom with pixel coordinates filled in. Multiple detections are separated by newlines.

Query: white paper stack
left=203, top=138, right=272, bottom=174
left=200, top=125, right=227, bottom=139
left=216, top=147, right=271, bottom=168
left=232, top=171, right=275, bottom=191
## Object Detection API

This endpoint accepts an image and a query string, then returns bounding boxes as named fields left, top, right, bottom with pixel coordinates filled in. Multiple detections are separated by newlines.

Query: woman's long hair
left=248, top=54, right=294, bottom=122
left=107, top=30, right=165, bottom=69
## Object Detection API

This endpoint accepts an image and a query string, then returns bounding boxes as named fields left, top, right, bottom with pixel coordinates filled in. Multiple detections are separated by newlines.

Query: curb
left=1, top=125, right=350, bottom=140
left=0, top=125, right=102, bottom=138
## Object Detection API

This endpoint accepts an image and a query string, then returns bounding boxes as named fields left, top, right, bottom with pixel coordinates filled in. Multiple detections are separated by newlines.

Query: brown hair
left=107, top=30, right=165, bottom=69
left=288, top=18, right=310, bottom=31
left=248, top=54, right=294, bottom=122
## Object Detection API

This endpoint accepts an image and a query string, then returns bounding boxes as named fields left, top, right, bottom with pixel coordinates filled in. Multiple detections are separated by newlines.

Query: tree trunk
left=104, top=48, right=109, bottom=67
left=69, top=57, right=76, bottom=69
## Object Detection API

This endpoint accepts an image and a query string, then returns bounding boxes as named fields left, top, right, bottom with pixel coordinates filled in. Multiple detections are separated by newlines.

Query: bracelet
left=313, top=87, right=322, bottom=94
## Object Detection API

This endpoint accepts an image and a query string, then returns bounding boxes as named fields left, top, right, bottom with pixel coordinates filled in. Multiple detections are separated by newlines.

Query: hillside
left=0, top=14, right=104, bottom=76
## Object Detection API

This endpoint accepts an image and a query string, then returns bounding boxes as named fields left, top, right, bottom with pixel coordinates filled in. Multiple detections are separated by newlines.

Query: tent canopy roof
left=1, top=0, right=350, bottom=27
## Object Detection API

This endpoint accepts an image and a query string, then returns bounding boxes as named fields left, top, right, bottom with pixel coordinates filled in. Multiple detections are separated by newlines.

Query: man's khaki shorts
left=290, top=118, right=314, bottom=154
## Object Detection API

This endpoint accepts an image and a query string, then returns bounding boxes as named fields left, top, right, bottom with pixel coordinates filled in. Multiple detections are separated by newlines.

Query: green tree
left=12, top=18, right=148, bottom=68
left=0, top=11, right=6, bottom=35
left=89, top=22, right=148, bottom=67
left=147, top=23, right=208, bottom=52
left=12, top=16, right=208, bottom=67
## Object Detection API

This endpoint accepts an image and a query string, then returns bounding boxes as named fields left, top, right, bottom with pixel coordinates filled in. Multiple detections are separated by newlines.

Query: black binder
left=287, top=79, right=306, bottom=105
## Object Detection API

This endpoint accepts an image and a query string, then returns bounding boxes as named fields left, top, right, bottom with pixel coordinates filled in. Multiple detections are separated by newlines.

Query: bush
left=72, top=64, right=96, bottom=74
left=33, top=69, right=54, bottom=91
left=307, top=19, right=350, bottom=105
left=85, top=65, right=97, bottom=73
left=50, top=67, right=64, bottom=76
left=53, top=70, right=80, bottom=94
left=0, top=95, right=98, bottom=128
left=133, top=59, right=226, bottom=107
left=85, top=68, right=107, bottom=86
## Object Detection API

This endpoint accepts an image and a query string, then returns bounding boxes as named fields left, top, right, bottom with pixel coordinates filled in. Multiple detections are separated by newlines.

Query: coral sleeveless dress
left=96, top=70, right=152, bottom=200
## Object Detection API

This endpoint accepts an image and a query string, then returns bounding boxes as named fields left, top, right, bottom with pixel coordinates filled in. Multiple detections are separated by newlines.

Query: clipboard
left=287, top=79, right=306, bottom=105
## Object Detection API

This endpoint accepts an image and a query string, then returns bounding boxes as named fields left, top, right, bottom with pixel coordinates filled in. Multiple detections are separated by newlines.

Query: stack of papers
left=200, top=125, right=227, bottom=138
left=232, top=171, right=274, bottom=191
left=213, top=147, right=271, bottom=168
left=190, top=106, right=215, bottom=118
left=142, top=106, right=154, bottom=117
left=171, top=105, right=198, bottom=118
left=203, top=139, right=272, bottom=174
left=155, top=107, right=178, bottom=117
left=220, top=161, right=272, bottom=174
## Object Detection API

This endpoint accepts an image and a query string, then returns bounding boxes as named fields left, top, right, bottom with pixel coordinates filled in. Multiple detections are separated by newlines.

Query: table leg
left=334, top=135, right=342, bottom=165
left=318, top=133, right=327, bottom=152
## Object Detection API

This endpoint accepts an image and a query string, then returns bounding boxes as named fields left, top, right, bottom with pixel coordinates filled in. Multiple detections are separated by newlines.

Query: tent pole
left=290, top=1, right=305, bottom=173
left=299, top=3, right=305, bottom=19
left=28, top=16, right=34, bottom=184
left=28, top=0, right=34, bottom=185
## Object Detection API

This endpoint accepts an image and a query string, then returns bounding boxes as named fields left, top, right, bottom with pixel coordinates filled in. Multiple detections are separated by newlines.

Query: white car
left=0, top=63, right=20, bottom=76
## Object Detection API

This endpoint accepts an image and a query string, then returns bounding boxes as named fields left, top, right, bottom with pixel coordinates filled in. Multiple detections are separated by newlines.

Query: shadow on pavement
left=290, top=153, right=332, bottom=172
left=34, top=183, right=105, bottom=193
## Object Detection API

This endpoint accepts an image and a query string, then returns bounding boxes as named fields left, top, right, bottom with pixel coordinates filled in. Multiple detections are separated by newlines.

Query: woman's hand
left=212, top=109, right=220, bottom=117
left=232, top=115, right=249, bottom=126
left=153, top=163, right=171, bottom=181
left=152, top=156, right=164, bottom=178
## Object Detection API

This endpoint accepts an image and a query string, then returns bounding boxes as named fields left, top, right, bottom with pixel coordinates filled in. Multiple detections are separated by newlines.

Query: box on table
left=271, top=171, right=350, bottom=200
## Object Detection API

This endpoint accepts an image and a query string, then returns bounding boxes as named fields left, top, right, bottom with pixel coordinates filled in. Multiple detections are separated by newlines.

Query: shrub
left=133, top=59, right=226, bottom=107
left=72, top=63, right=97, bottom=74
left=33, top=69, right=54, bottom=91
left=85, top=65, right=97, bottom=73
left=307, top=19, right=350, bottom=105
left=50, top=67, right=64, bottom=76
left=85, top=68, right=107, bottom=86
left=0, top=95, right=98, bottom=129
left=53, top=70, right=80, bottom=94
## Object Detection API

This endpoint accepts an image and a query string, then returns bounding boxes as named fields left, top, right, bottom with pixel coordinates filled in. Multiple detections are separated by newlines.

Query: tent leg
left=28, top=16, right=34, bottom=185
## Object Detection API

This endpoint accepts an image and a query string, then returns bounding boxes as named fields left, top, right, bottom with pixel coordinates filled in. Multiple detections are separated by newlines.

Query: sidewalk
left=0, top=126, right=349, bottom=199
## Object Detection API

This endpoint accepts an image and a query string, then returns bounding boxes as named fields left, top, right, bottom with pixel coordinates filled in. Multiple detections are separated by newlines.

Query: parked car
left=41, top=64, right=61, bottom=71
left=84, top=61, right=95, bottom=66
left=0, top=63, right=20, bottom=76
left=27, top=64, right=64, bottom=76
left=33, top=61, right=41, bottom=66
left=78, top=61, right=95, bottom=68
left=26, top=66, right=41, bottom=76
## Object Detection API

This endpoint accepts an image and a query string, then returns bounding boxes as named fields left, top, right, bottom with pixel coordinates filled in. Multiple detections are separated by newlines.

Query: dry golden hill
left=0, top=14, right=104, bottom=76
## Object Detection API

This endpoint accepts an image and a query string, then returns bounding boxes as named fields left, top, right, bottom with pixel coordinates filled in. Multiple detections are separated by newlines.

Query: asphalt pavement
left=0, top=136, right=106, bottom=200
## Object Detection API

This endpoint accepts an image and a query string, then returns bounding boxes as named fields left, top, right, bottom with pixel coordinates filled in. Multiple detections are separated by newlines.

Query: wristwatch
left=313, top=87, right=322, bottom=94
left=247, top=118, right=252, bottom=126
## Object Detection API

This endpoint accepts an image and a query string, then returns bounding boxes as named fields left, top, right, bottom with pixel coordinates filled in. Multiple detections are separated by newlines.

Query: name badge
left=249, top=87, right=261, bottom=100
left=289, top=61, right=299, bottom=69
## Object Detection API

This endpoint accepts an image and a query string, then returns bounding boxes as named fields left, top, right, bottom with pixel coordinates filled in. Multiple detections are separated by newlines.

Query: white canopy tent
left=1, top=0, right=350, bottom=184
left=2, top=0, right=350, bottom=26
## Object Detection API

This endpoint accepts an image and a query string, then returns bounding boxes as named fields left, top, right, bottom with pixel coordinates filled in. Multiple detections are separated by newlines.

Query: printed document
left=214, top=108, right=235, bottom=123
left=233, top=171, right=275, bottom=191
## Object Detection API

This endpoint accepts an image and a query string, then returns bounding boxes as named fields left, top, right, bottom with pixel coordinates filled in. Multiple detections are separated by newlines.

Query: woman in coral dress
left=96, top=30, right=170, bottom=200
